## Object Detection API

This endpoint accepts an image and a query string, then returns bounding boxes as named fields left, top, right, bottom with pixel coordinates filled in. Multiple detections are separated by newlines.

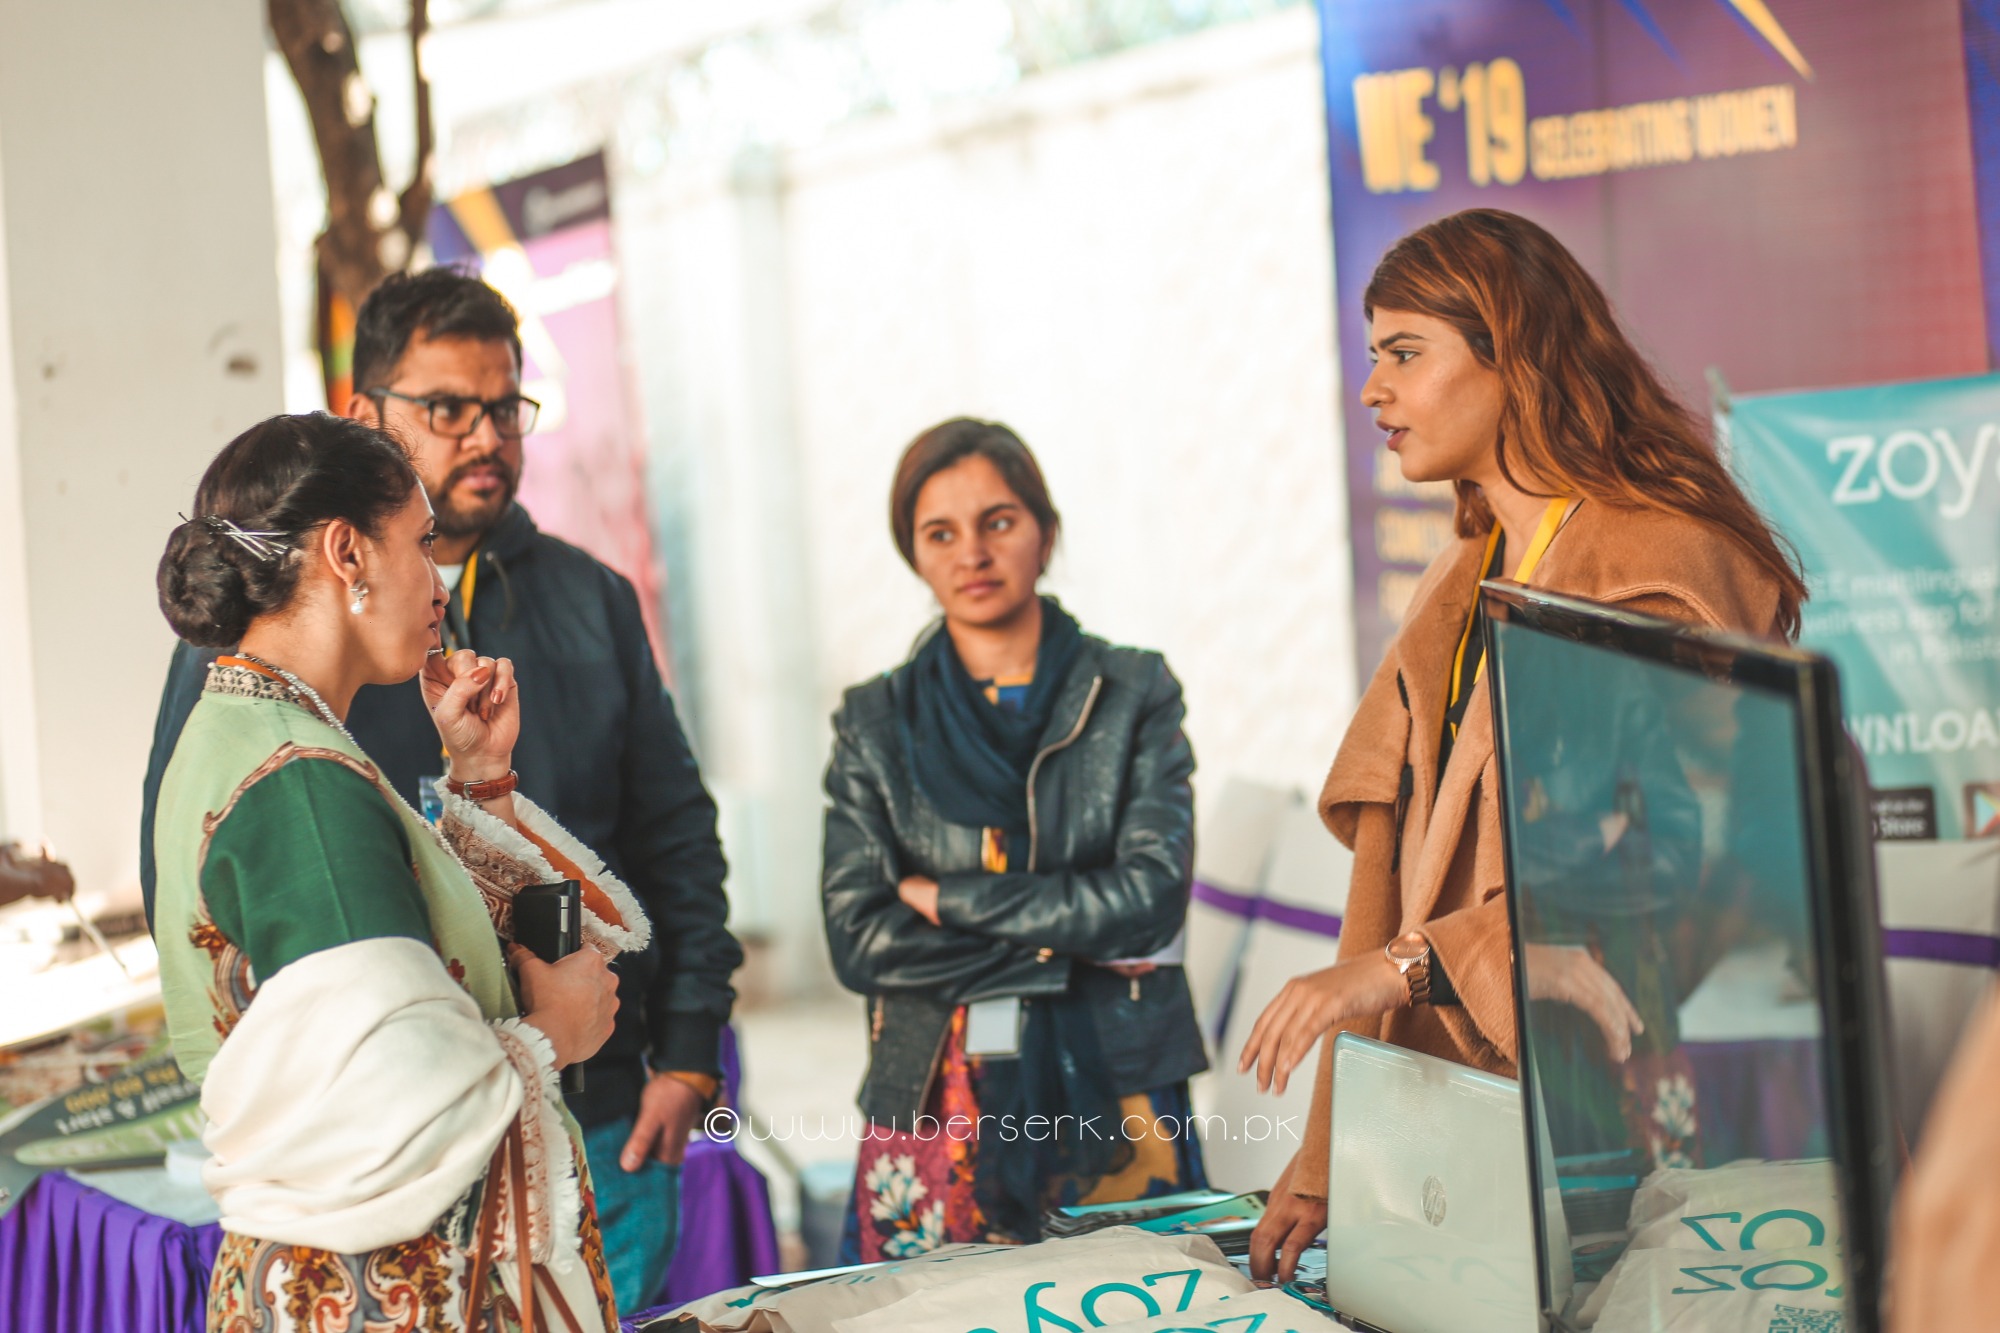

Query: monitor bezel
left=1480, top=579, right=1894, bottom=1333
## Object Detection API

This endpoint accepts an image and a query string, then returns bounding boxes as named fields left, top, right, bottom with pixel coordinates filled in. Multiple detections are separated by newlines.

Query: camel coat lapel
left=1405, top=668, right=1493, bottom=925
left=1387, top=537, right=1479, bottom=908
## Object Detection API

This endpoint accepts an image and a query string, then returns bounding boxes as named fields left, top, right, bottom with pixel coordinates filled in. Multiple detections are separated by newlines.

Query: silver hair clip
left=181, top=512, right=291, bottom=562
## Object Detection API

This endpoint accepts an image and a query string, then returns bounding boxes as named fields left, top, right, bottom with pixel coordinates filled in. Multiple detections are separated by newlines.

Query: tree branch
left=269, top=0, right=435, bottom=311
left=396, top=0, right=435, bottom=259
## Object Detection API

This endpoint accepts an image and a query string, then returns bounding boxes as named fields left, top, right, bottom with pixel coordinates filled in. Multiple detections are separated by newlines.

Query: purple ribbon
left=1191, top=879, right=1343, bottom=939
left=1193, top=885, right=2000, bottom=969
left=1882, top=928, right=2000, bottom=968
left=1191, top=880, right=1342, bottom=1044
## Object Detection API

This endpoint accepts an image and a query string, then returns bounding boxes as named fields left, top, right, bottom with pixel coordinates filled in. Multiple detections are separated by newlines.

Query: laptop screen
left=1482, top=583, right=1892, bottom=1333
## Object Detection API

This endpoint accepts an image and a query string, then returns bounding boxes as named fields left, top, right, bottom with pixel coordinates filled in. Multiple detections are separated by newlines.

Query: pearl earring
left=349, top=580, right=369, bottom=614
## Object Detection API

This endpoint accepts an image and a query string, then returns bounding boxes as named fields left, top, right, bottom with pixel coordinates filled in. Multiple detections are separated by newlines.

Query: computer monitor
left=1482, top=582, right=1894, bottom=1333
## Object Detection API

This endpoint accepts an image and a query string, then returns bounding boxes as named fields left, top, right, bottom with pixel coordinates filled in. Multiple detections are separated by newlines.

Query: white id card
left=964, top=996, right=1023, bottom=1057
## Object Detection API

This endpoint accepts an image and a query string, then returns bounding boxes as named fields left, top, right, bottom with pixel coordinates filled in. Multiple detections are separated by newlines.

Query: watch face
left=1386, top=932, right=1429, bottom=962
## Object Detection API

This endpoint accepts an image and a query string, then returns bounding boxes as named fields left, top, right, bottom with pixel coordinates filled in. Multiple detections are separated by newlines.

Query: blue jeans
left=581, top=1116, right=683, bottom=1314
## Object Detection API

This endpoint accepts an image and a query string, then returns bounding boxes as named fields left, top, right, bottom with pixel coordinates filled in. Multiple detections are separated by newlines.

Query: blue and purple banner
left=429, top=154, right=673, bottom=677
left=1319, top=0, right=2000, bottom=678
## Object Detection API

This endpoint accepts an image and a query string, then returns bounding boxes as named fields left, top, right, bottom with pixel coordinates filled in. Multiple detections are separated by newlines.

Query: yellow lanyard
left=438, top=551, right=481, bottom=763
left=1448, top=498, right=1578, bottom=721
left=459, top=549, right=480, bottom=626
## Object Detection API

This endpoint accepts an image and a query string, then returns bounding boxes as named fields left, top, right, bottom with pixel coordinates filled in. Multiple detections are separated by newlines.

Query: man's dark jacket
left=822, top=633, right=1208, bottom=1125
left=140, top=503, right=741, bottom=1129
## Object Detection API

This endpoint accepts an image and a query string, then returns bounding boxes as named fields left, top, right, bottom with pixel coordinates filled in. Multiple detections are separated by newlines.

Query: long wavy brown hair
left=1364, top=208, right=1805, bottom=638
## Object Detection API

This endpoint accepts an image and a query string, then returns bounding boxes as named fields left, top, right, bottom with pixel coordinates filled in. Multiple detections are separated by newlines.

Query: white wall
left=0, top=0, right=285, bottom=904
left=621, top=8, right=1356, bottom=990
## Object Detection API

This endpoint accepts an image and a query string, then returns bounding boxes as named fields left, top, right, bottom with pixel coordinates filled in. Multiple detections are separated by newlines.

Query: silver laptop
left=1323, top=1032, right=1567, bottom=1333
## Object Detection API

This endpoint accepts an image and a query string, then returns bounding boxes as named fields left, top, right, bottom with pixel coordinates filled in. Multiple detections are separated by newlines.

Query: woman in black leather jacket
left=822, top=417, right=1210, bottom=1261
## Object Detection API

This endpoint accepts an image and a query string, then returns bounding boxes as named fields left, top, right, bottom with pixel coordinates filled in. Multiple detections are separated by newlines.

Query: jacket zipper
left=914, top=1017, right=952, bottom=1121
left=1026, top=675, right=1103, bottom=873
left=901, top=674, right=1105, bottom=1115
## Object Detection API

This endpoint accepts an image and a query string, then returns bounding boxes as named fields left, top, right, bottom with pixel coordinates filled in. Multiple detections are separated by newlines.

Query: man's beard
left=431, top=456, right=518, bottom=538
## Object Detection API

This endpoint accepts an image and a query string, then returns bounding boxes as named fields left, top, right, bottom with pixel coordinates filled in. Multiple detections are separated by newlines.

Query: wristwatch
left=1384, top=930, right=1434, bottom=1006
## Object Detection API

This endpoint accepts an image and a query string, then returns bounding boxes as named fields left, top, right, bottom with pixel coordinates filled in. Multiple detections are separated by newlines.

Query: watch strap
left=446, top=768, right=519, bottom=801
left=1405, top=954, right=1432, bottom=1006
left=662, top=1070, right=721, bottom=1106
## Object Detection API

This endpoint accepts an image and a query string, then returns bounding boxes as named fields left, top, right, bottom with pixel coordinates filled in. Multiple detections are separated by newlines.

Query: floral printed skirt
left=208, top=1231, right=484, bottom=1333
left=205, top=1178, right=620, bottom=1332
left=846, top=1007, right=1207, bottom=1263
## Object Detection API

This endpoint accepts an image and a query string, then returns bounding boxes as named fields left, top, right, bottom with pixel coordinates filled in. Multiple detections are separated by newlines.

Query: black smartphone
left=513, top=880, right=586, bottom=1094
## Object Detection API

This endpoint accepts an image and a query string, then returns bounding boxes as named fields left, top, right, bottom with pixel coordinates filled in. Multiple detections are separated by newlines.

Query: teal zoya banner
left=1730, top=373, right=2000, bottom=840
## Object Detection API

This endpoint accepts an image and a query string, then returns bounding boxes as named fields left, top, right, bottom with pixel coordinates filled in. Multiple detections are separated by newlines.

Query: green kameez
left=153, top=663, right=618, bottom=1332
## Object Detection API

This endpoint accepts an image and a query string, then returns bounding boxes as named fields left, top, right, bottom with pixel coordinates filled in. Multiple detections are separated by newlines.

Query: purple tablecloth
left=1, top=1135, right=777, bottom=1333
left=0, top=1170, right=220, bottom=1333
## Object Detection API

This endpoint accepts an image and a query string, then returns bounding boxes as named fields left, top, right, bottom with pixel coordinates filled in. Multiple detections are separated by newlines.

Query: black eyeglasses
left=368, top=388, right=541, bottom=440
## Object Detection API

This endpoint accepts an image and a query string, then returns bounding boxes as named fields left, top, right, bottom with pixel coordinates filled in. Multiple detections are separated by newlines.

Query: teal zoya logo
left=1422, top=1174, right=1448, bottom=1227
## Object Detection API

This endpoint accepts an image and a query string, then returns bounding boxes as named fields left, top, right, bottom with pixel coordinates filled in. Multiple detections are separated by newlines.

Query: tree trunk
left=268, top=0, right=432, bottom=314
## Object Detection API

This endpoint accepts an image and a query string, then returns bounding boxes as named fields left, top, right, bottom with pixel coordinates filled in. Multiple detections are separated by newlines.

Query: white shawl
left=199, top=934, right=575, bottom=1260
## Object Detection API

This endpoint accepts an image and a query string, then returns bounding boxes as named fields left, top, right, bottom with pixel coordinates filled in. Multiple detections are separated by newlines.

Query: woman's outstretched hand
left=1523, top=942, right=1645, bottom=1063
left=1236, top=953, right=1407, bottom=1095
left=1249, top=1153, right=1328, bottom=1284
left=423, top=649, right=519, bottom=782
left=509, top=943, right=619, bottom=1069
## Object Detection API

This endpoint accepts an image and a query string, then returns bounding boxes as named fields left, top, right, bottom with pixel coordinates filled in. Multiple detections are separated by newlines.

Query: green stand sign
left=0, top=1052, right=202, bottom=1220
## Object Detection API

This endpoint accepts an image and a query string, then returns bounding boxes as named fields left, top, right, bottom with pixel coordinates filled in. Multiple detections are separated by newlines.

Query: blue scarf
left=896, top=597, right=1084, bottom=840
left=893, top=597, right=1130, bottom=1238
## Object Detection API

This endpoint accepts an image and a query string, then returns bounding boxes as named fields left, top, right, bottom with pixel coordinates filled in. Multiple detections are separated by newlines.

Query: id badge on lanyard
left=965, top=996, right=1023, bottom=1058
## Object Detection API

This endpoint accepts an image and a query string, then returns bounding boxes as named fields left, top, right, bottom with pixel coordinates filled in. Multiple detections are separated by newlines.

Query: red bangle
left=446, top=769, right=519, bottom=801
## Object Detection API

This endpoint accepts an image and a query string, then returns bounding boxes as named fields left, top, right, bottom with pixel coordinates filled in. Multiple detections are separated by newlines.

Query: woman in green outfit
left=152, top=413, right=651, bottom=1333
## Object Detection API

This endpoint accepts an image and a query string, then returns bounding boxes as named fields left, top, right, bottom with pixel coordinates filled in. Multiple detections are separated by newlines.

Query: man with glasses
left=138, top=267, right=741, bottom=1314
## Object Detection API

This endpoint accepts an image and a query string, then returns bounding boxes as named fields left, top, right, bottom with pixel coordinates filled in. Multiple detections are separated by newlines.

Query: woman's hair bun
left=156, top=518, right=286, bottom=648
left=156, top=414, right=419, bottom=647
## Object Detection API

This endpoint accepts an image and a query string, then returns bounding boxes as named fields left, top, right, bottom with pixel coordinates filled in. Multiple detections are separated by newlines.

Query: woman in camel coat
left=1239, top=209, right=1807, bottom=1280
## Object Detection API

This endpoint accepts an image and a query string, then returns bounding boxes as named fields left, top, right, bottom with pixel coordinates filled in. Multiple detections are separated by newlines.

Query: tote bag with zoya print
left=1086, top=1289, right=1339, bottom=1332
left=1580, top=1159, right=1846, bottom=1331
left=831, top=1228, right=1252, bottom=1333
left=669, top=1228, right=1247, bottom=1333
